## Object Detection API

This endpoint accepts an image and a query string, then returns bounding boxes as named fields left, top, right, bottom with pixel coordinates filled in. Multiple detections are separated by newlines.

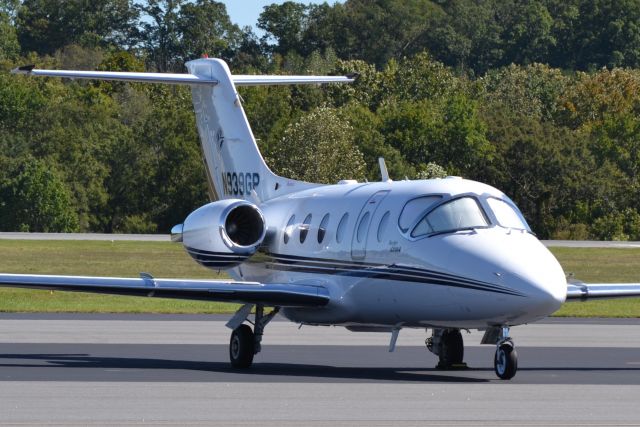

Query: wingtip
left=11, top=64, right=36, bottom=75
left=345, top=72, right=360, bottom=81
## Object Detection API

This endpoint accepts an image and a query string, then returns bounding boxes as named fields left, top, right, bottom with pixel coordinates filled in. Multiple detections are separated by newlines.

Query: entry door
left=351, top=191, right=389, bottom=260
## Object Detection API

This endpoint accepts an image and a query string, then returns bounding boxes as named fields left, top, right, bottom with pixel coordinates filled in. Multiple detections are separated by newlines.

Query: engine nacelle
left=181, top=199, right=266, bottom=269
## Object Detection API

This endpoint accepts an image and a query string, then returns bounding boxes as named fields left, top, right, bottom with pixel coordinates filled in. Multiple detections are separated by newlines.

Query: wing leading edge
left=0, top=273, right=330, bottom=307
left=566, top=281, right=640, bottom=300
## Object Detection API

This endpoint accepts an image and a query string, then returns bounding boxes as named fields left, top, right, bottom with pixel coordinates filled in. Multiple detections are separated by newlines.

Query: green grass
left=0, top=240, right=639, bottom=316
left=550, top=247, right=640, bottom=317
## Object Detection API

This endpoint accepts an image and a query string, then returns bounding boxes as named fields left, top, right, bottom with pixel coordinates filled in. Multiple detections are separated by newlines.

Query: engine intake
left=224, top=204, right=264, bottom=247
left=181, top=199, right=266, bottom=269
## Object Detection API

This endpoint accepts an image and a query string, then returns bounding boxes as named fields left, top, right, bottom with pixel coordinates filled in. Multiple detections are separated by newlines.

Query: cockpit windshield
left=411, top=197, right=489, bottom=237
left=487, top=198, right=530, bottom=231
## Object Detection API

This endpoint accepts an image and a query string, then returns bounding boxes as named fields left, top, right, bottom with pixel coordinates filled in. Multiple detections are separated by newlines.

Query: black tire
left=439, top=329, right=464, bottom=366
left=494, top=342, right=518, bottom=380
left=229, top=324, right=255, bottom=368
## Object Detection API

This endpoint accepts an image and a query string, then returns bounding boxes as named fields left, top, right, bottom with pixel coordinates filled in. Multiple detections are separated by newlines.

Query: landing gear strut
left=228, top=304, right=279, bottom=369
left=494, top=326, right=517, bottom=380
left=426, top=328, right=466, bottom=369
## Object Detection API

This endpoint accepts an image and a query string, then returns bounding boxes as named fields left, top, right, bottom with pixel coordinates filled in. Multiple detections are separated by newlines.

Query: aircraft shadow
left=2, top=353, right=639, bottom=383
left=0, top=353, right=490, bottom=383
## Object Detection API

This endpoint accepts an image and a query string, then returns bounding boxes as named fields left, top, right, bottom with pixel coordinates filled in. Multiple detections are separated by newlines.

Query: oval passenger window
left=318, top=213, right=330, bottom=243
left=336, top=213, right=349, bottom=243
left=300, top=214, right=312, bottom=243
left=356, top=212, right=371, bottom=243
left=377, top=211, right=390, bottom=242
left=284, top=214, right=296, bottom=244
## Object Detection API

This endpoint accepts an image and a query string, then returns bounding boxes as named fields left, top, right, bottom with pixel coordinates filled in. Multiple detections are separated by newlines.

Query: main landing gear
left=427, top=326, right=518, bottom=380
left=426, top=328, right=466, bottom=369
left=228, top=304, right=279, bottom=368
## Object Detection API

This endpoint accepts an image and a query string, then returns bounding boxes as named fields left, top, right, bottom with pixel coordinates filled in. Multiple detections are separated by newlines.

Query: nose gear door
left=351, top=190, right=389, bottom=260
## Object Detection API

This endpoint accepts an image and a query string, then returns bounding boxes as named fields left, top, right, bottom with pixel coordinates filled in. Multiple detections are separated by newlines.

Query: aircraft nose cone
left=514, top=265, right=566, bottom=317
left=494, top=234, right=567, bottom=318
left=445, top=229, right=566, bottom=320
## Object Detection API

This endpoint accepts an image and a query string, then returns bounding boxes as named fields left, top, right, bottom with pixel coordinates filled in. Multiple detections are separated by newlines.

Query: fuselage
left=222, top=177, right=566, bottom=330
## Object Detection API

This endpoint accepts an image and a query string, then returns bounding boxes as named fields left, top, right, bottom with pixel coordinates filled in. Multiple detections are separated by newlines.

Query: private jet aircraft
left=4, top=58, right=640, bottom=380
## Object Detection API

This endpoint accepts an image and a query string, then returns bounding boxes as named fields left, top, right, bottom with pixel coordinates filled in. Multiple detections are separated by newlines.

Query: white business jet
left=4, top=58, right=640, bottom=380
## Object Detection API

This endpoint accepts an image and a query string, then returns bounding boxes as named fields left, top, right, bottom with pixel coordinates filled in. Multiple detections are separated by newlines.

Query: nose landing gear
left=494, top=326, right=517, bottom=380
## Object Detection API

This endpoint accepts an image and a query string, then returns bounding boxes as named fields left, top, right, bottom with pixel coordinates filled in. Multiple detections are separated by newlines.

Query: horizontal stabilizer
left=232, top=74, right=356, bottom=86
left=11, top=67, right=356, bottom=86
left=10, top=68, right=217, bottom=85
left=0, top=273, right=330, bottom=307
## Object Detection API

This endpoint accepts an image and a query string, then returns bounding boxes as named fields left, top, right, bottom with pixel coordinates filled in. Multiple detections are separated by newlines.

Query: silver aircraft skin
left=4, top=58, right=640, bottom=380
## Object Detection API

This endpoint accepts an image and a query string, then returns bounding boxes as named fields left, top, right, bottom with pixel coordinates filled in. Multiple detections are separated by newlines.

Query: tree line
left=1, top=0, right=640, bottom=240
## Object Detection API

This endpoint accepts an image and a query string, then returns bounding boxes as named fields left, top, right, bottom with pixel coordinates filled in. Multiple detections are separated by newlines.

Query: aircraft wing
left=0, top=273, right=330, bottom=307
left=566, top=282, right=640, bottom=300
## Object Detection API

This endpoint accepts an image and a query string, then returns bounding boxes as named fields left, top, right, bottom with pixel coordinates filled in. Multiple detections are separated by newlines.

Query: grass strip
left=0, top=240, right=638, bottom=316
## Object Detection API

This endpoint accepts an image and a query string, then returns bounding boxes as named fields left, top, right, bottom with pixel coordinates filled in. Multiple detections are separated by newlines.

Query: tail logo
left=216, top=128, right=225, bottom=149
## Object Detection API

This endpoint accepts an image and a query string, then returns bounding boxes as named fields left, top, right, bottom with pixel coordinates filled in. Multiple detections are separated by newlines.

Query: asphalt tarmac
left=0, top=315, right=639, bottom=426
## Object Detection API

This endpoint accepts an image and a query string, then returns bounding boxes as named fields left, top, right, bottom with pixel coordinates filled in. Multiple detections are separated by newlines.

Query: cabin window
left=318, top=213, right=330, bottom=243
left=412, top=197, right=488, bottom=237
left=336, top=213, right=349, bottom=243
left=299, top=214, right=312, bottom=243
left=377, top=211, right=390, bottom=242
left=356, top=212, right=371, bottom=243
left=398, top=196, right=442, bottom=232
left=284, top=214, right=296, bottom=244
left=487, top=198, right=530, bottom=231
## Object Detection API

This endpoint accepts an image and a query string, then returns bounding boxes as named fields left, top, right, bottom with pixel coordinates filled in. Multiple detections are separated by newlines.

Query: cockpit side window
left=398, top=196, right=442, bottom=232
left=411, top=197, right=489, bottom=237
left=487, top=198, right=530, bottom=231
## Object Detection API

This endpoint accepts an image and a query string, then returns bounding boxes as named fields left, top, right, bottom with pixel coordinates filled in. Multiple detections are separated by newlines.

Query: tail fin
left=185, top=59, right=280, bottom=202
left=12, top=59, right=355, bottom=202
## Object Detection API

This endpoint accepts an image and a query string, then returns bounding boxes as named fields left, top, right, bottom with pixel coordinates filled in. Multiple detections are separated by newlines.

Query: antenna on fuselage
left=378, top=157, right=391, bottom=182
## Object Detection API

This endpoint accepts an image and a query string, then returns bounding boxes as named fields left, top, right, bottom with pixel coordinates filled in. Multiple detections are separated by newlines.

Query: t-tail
left=11, top=59, right=356, bottom=202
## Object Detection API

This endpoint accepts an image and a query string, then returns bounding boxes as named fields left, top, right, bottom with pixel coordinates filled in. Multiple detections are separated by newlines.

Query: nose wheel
left=494, top=327, right=518, bottom=380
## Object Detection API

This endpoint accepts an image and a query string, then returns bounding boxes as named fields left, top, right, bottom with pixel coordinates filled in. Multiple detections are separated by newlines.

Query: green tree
left=547, top=0, right=640, bottom=70
left=339, top=103, right=415, bottom=181
left=140, top=0, right=243, bottom=72
left=266, top=106, right=366, bottom=184
left=498, top=0, right=556, bottom=66
left=258, top=1, right=309, bottom=56
left=479, top=63, right=569, bottom=122
left=16, top=0, right=139, bottom=55
left=177, top=0, right=243, bottom=63
left=138, top=0, right=183, bottom=72
left=379, top=95, right=491, bottom=177
left=0, top=8, right=19, bottom=60
left=0, top=158, right=78, bottom=232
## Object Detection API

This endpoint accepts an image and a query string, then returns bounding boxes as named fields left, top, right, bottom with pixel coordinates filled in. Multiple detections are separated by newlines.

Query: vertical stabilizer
left=186, top=58, right=314, bottom=202
left=12, top=59, right=355, bottom=202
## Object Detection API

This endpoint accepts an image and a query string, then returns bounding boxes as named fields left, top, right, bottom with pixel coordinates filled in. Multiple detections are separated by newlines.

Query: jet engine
left=177, top=199, right=266, bottom=269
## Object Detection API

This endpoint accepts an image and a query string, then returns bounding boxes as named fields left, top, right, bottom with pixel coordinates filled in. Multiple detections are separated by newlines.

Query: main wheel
left=494, top=341, right=517, bottom=380
left=229, top=324, right=255, bottom=368
left=439, top=329, right=464, bottom=367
